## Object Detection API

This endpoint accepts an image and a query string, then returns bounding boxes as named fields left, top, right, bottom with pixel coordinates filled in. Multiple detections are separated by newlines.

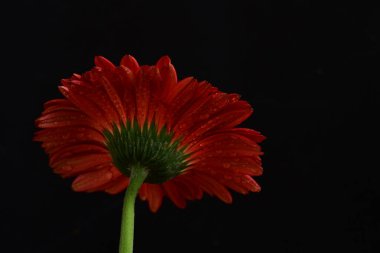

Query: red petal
left=146, top=184, right=164, bottom=213
left=144, top=67, right=163, bottom=125
left=162, top=181, right=187, bottom=208
left=52, top=154, right=112, bottom=177
left=42, top=99, right=76, bottom=112
left=174, top=93, right=239, bottom=134
left=63, top=77, right=120, bottom=125
left=100, top=75, right=127, bottom=123
left=187, top=132, right=263, bottom=156
left=240, top=175, right=261, bottom=192
left=134, top=68, right=151, bottom=126
left=156, top=56, right=177, bottom=97
left=58, top=85, right=108, bottom=128
left=34, top=126, right=105, bottom=148
left=185, top=172, right=232, bottom=204
left=139, top=184, right=148, bottom=200
left=169, top=80, right=215, bottom=131
left=105, top=176, right=130, bottom=194
left=216, top=128, right=266, bottom=143
left=120, top=55, right=140, bottom=73
left=133, top=66, right=164, bottom=127
left=192, top=157, right=262, bottom=176
left=171, top=176, right=203, bottom=200
left=219, top=178, right=249, bottom=194
left=94, top=56, right=116, bottom=72
left=165, top=76, right=194, bottom=103
left=72, top=169, right=113, bottom=192
left=49, top=143, right=108, bottom=166
left=36, top=110, right=92, bottom=129
left=181, top=101, right=253, bottom=145
left=117, top=66, right=137, bottom=121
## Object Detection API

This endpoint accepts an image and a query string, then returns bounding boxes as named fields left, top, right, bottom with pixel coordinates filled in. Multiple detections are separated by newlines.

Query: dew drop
left=222, top=163, right=231, bottom=168
left=61, top=165, right=73, bottom=171
left=178, top=123, right=187, bottom=130
left=230, top=95, right=239, bottom=103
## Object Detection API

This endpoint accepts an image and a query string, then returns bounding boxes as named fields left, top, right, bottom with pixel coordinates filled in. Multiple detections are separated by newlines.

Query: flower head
left=34, top=55, right=265, bottom=212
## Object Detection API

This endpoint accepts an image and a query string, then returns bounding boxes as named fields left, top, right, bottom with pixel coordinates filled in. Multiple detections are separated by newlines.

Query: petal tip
left=94, top=56, right=116, bottom=70
left=120, top=54, right=140, bottom=72
left=157, top=55, right=171, bottom=67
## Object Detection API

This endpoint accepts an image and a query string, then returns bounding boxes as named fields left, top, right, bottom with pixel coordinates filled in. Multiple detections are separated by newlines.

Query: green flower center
left=104, top=121, right=190, bottom=183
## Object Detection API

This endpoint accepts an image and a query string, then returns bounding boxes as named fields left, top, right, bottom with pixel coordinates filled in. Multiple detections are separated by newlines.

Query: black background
left=1, top=1, right=379, bottom=252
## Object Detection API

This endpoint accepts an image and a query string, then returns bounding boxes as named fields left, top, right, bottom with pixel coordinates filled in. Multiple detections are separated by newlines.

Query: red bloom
left=34, top=55, right=265, bottom=212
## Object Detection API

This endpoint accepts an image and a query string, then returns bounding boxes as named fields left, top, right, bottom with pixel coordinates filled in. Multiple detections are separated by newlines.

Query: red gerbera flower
left=34, top=54, right=265, bottom=213
left=35, top=54, right=265, bottom=253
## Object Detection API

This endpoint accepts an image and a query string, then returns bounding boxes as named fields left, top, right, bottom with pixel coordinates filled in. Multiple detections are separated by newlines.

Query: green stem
left=119, top=164, right=148, bottom=253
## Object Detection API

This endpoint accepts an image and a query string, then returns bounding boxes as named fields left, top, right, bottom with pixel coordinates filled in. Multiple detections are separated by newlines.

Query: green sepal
left=104, top=120, right=190, bottom=184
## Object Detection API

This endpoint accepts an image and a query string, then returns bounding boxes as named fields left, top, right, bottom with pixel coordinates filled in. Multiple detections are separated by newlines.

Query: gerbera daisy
left=34, top=54, right=265, bottom=253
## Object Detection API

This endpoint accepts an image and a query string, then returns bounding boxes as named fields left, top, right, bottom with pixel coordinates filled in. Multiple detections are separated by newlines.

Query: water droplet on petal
left=61, top=165, right=73, bottom=171
left=229, top=95, right=240, bottom=103
left=222, top=163, right=231, bottom=168
left=178, top=123, right=187, bottom=130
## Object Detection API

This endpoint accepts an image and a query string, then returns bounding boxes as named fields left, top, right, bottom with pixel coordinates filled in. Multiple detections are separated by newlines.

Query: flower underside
left=34, top=54, right=266, bottom=212
left=104, top=120, right=190, bottom=184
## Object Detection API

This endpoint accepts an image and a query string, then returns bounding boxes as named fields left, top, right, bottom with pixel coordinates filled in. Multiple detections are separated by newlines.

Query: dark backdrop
left=1, top=1, right=379, bottom=253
